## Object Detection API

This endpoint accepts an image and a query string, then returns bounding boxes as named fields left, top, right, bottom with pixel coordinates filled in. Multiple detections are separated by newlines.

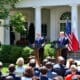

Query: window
left=60, top=12, right=71, bottom=31
left=41, top=24, right=47, bottom=37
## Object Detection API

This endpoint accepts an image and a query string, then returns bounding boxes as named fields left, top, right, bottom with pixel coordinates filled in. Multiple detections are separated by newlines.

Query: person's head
left=16, top=57, right=24, bottom=67
left=53, top=76, right=63, bottom=80
left=36, top=33, right=41, bottom=39
left=23, top=67, right=33, bottom=78
left=46, top=56, right=52, bottom=62
left=8, top=64, right=15, bottom=73
left=70, top=65, right=77, bottom=74
left=42, top=59, right=48, bottom=66
left=72, top=62, right=78, bottom=67
left=45, top=61, right=53, bottom=70
left=29, top=59, right=36, bottom=68
left=69, top=58, right=74, bottom=66
left=0, top=61, right=3, bottom=71
left=6, top=76, right=14, bottom=80
left=29, top=56, right=35, bottom=60
left=40, top=66, right=48, bottom=75
left=59, top=31, right=65, bottom=38
left=57, top=56, right=65, bottom=65
left=52, top=56, right=56, bottom=63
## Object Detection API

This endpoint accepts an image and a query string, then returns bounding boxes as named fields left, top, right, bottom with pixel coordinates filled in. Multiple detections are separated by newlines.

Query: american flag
left=65, top=20, right=79, bottom=52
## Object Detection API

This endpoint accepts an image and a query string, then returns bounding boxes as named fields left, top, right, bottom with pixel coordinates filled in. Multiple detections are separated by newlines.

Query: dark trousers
left=61, top=48, right=68, bottom=65
left=39, top=47, right=44, bottom=63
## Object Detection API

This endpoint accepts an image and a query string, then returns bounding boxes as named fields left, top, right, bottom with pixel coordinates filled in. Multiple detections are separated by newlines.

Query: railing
left=67, top=51, right=80, bottom=60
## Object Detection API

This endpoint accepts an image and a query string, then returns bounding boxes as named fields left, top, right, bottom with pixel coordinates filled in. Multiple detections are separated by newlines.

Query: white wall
left=50, top=6, right=70, bottom=41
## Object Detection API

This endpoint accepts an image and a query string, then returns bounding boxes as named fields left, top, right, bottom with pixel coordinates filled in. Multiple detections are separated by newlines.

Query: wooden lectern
left=55, top=48, right=61, bottom=58
left=34, top=48, right=41, bottom=66
left=51, top=41, right=62, bottom=59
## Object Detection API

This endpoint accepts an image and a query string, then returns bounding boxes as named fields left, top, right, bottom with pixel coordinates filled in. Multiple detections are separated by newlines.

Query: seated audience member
left=66, top=58, right=75, bottom=69
left=29, top=59, right=36, bottom=68
left=0, top=62, right=3, bottom=76
left=0, top=62, right=4, bottom=80
left=29, top=58, right=40, bottom=68
left=45, top=62, right=57, bottom=79
left=21, top=67, right=33, bottom=80
left=34, top=67, right=40, bottom=77
left=54, top=56, right=67, bottom=77
left=8, top=64, right=21, bottom=80
left=29, top=58, right=40, bottom=77
left=40, top=66, right=49, bottom=80
left=65, top=62, right=80, bottom=76
left=42, top=59, right=48, bottom=66
left=33, top=68, right=40, bottom=80
left=65, top=65, right=80, bottom=80
left=15, top=57, right=25, bottom=76
left=28, top=56, right=35, bottom=61
left=32, top=77, right=40, bottom=80
left=51, top=57, right=56, bottom=64
left=53, top=76, right=64, bottom=80
left=46, top=56, right=52, bottom=62
left=5, top=76, right=14, bottom=80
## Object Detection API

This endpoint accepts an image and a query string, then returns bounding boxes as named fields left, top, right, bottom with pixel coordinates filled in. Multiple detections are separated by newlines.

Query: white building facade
left=1, top=0, right=80, bottom=44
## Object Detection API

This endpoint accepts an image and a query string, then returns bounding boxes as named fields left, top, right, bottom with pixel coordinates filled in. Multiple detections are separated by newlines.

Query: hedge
left=0, top=45, right=34, bottom=63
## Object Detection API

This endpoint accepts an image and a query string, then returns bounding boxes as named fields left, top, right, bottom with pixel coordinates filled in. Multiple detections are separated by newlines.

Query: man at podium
left=35, top=33, right=45, bottom=65
left=58, top=31, right=69, bottom=64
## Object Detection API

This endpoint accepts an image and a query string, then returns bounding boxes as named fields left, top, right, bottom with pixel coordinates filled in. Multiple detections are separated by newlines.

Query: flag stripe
left=65, top=20, right=79, bottom=52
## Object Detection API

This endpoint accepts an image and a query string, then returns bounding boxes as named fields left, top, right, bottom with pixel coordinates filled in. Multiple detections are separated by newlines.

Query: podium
left=34, top=48, right=41, bottom=66
left=55, top=48, right=61, bottom=58
left=51, top=41, right=62, bottom=59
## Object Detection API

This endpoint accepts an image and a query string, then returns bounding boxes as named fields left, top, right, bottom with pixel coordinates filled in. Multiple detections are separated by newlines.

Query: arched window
left=60, top=12, right=71, bottom=31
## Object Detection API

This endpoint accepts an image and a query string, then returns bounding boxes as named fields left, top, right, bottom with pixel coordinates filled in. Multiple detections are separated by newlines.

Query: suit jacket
left=58, top=37, right=69, bottom=48
left=35, top=37, right=44, bottom=48
left=40, top=76, right=49, bottom=80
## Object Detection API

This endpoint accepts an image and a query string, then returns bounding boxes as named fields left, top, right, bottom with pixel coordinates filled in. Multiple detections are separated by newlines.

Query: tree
left=0, top=0, right=23, bottom=19
left=10, top=12, right=26, bottom=33
left=0, top=0, right=26, bottom=33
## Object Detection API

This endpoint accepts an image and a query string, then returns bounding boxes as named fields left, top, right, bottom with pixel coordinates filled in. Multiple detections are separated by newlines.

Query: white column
left=4, top=16, right=10, bottom=45
left=35, top=7, right=41, bottom=38
left=71, top=5, right=78, bottom=39
left=0, top=19, right=5, bottom=44
left=50, top=8, right=57, bottom=42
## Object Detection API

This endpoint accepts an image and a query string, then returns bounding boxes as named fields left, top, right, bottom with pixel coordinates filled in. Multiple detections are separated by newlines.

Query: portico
left=34, top=5, right=79, bottom=42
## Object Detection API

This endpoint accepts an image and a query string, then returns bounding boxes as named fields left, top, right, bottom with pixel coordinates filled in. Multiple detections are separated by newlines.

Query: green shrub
left=21, top=47, right=34, bottom=62
left=9, top=46, right=22, bottom=63
left=44, top=43, right=56, bottom=58
left=0, top=45, right=34, bottom=63
left=0, top=45, right=11, bottom=63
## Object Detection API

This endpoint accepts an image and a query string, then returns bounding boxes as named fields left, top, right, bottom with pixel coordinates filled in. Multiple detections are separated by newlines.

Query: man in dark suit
left=58, top=31, right=69, bottom=65
left=35, top=33, right=45, bottom=64
left=54, top=56, right=67, bottom=77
